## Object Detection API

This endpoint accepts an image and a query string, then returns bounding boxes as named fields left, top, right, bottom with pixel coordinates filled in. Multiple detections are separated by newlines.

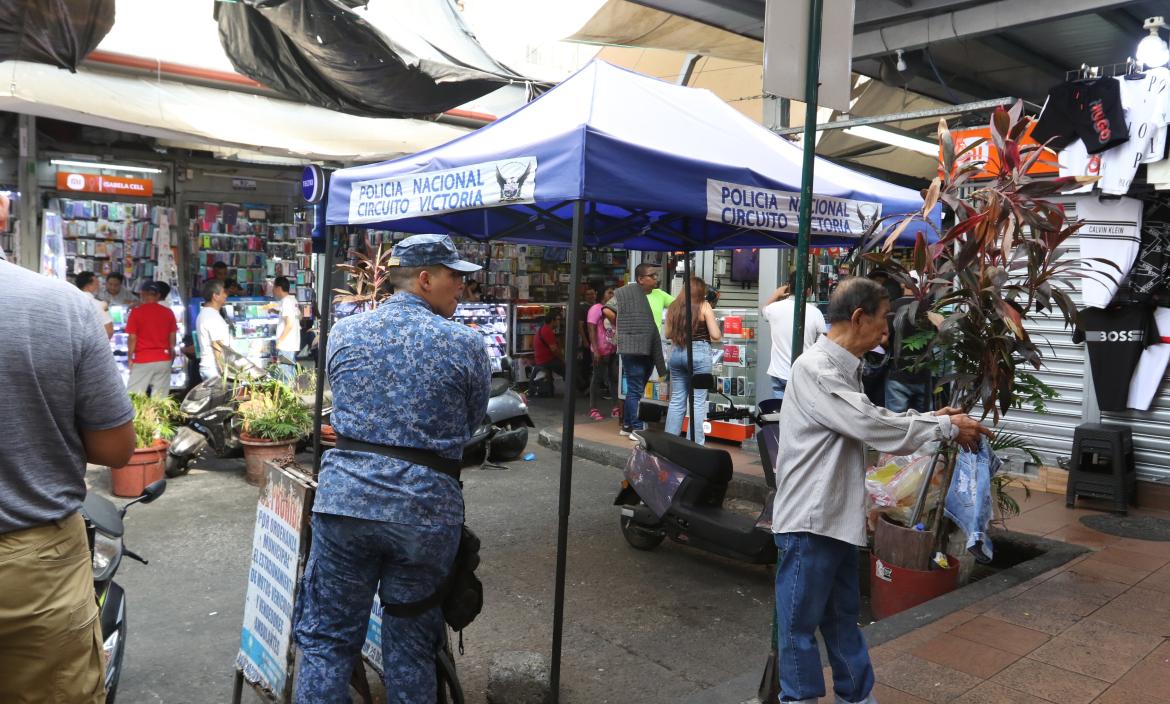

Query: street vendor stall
left=309, top=59, right=934, bottom=700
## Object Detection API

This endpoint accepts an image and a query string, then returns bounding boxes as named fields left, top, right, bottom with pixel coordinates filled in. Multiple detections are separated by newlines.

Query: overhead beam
left=853, top=0, right=1140, bottom=59
left=772, top=96, right=1014, bottom=135
left=852, top=56, right=994, bottom=105
left=1094, top=8, right=1144, bottom=36
left=977, top=34, right=1067, bottom=79
left=854, top=0, right=986, bottom=30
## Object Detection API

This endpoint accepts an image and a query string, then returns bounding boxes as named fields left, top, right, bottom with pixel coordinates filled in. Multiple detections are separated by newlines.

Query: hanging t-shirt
left=1128, top=307, right=1170, bottom=411
left=1140, top=67, right=1170, bottom=164
left=1075, top=195, right=1143, bottom=308
left=1057, top=139, right=1100, bottom=195
left=1074, top=305, right=1158, bottom=412
left=1032, top=78, right=1129, bottom=154
left=1101, top=71, right=1170, bottom=194
left=1117, top=210, right=1170, bottom=306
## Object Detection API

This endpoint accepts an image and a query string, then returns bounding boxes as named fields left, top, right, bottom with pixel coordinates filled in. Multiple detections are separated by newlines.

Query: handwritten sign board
left=235, top=462, right=313, bottom=701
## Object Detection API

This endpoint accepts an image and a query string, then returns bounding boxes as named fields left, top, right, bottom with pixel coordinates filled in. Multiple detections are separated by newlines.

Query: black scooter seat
left=490, top=377, right=511, bottom=397
left=638, top=430, right=733, bottom=485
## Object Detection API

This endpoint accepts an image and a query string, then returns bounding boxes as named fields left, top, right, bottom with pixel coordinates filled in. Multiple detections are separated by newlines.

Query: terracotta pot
left=110, top=440, right=167, bottom=498
left=240, top=433, right=297, bottom=487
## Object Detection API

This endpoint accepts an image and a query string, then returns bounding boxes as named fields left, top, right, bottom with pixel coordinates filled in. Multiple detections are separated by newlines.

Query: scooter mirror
left=691, top=373, right=717, bottom=391
left=139, top=479, right=167, bottom=504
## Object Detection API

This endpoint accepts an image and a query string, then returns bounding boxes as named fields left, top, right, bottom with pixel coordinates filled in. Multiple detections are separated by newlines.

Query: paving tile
left=1043, top=524, right=1120, bottom=550
left=1138, top=563, right=1170, bottom=594
left=1091, top=599, right=1170, bottom=638
left=874, top=654, right=983, bottom=703
left=1029, top=571, right=1129, bottom=606
left=868, top=683, right=933, bottom=704
left=990, top=658, right=1108, bottom=704
left=1111, top=537, right=1170, bottom=560
left=1091, top=546, right=1170, bottom=570
left=951, top=681, right=1052, bottom=704
left=910, top=633, right=1020, bottom=679
left=1068, top=556, right=1156, bottom=586
left=951, top=615, right=1051, bottom=656
left=1089, top=641, right=1170, bottom=703
left=987, top=592, right=1101, bottom=636
left=1027, top=618, right=1162, bottom=682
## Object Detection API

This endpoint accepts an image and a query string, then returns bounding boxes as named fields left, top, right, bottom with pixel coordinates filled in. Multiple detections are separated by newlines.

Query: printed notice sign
left=362, top=592, right=386, bottom=675
left=348, top=157, right=537, bottom=224
left=236, top=463, right=310, bottom=699
left=706, top=179, right=881, bottom=237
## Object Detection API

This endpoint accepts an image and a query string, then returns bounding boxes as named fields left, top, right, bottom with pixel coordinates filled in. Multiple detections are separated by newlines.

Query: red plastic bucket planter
left=110, top=441, right=167, bottom=498
left=869, top=552, right=959, bottom=620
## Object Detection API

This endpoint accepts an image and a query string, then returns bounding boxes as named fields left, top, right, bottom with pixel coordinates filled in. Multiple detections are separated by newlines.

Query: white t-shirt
left=196, top=306, right=231, bottom=380
left=1140, top=67, right=1170, bottom=165
left=1075, top=195, right=1143, bottom=308
left=275, top=295, right=301, bottom=353
left=763, top=298, right=826, bottom=380
left=1128, top=307, right=1170, bottom=411
left=1057, top=139, right=1100, bottom=195
left=1101, top=72, right=1169, bottom=195
left=84, top=290, right=113, bottom=327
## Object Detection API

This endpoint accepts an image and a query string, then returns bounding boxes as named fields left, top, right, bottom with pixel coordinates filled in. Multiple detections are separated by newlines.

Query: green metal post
left=790, top=0, right=824, bottom=361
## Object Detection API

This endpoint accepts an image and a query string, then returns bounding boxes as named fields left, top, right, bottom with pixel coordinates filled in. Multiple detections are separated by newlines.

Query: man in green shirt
left=646, top=286, right=674, bottom=332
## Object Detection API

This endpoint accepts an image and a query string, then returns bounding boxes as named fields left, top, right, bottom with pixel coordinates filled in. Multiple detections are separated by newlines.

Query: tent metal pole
left=791, top=0, right=824, bottom=362
left=683, top=253, right=696, bottom=441
left=550, top=200, right=586, bottom=701
left=312, top=225, right=337, bottom=478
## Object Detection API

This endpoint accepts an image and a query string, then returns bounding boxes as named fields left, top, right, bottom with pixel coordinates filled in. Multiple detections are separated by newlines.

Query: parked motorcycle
left=82, top=478, right=166, bottom=703
left=167, top=348, right=329, bottom=477
left=613, top=374, right=781, bottom=564
left=483, top=357, right=534, bottom=462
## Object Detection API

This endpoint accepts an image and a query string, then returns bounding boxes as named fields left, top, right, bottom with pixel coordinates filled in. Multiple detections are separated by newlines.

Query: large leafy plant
left=238, top=378, right=313, bottom=442
left=852, top=103, right=1103, bottom=423
left=333, top=240, right=395, bottom=311
left=130, top=392, right=181, bottom=449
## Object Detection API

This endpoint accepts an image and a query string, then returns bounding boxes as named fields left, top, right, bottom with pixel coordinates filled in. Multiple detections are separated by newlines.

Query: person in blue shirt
left=294, top=234, right=490, bottom=704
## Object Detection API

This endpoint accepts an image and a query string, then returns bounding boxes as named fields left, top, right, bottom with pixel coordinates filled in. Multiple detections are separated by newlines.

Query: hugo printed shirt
left=315, top=291, right=491, bottom=526
left=1033, top=78, right=1129, bottom=154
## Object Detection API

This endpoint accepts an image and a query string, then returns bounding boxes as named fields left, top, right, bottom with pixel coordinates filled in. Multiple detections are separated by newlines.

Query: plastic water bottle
left=522, top=452, right=536, bottom=461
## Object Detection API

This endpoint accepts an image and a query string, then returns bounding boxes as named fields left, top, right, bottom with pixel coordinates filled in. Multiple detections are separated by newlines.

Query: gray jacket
left=609, top=283, right=666, bottom=375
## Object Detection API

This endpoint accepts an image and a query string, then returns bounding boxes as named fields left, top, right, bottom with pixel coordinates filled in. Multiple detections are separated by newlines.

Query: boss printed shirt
left=1074, top=305, right=1158, bottom=412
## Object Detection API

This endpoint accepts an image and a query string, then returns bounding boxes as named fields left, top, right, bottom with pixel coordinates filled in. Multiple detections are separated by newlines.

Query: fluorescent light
left=50, top=159, right=163, bottom=174
left=843, top=125, right=938, bottom=157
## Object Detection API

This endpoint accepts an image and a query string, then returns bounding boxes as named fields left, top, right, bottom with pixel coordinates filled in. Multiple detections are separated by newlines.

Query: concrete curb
left=536, top=428, right=770, bottom=503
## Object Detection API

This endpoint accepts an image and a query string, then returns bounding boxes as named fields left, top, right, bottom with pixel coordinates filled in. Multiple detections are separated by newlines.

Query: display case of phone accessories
left=704, top=308, right=759, bottom=443
left=109, top=296, right=189, bottom=390
left=452, top=303, right=510, bottom=373
left=222, top=297, right=279, bottom=370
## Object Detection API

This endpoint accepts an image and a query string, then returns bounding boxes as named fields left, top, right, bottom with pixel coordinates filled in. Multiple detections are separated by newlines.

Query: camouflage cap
left=390, top=234, right=481, bottom=272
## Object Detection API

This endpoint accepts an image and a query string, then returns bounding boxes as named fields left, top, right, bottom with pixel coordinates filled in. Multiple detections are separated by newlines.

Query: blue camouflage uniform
left=294, top=235, right=490, bottom=704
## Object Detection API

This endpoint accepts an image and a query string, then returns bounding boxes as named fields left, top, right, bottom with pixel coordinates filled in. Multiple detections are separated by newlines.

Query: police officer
left=294, top=234, right=490, bottom=703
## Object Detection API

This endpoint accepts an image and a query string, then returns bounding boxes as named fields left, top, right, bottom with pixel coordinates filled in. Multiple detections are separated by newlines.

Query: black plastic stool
left=1066, top=423, right=1136, bottom=514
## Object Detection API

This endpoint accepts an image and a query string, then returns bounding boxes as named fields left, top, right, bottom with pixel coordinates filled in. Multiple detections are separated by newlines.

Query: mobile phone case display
left=512, top=303, right=566, bottom=381
left=708, top=309, right=759, bottom=443
left=58, top=199, right=154, bottom=284
left=188, top=203, right=284, bottom=297
left=453, top=303, right=510, bottom=373
left=41, top=210, right=67, bottom=280
left=265, top=221, right=316, bottom=319
left=222, top=297, right=279, bottom=369
left=109, top=298, right=189, bottom=389
left=0, top=191, right=18, bottom=263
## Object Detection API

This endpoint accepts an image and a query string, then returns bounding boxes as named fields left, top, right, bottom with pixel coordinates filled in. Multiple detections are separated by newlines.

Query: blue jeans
left=665, top=341, right=712, bottom=444
left=770, top=375, right=788, bottom=400
left=620, top=353, right=653, bottom=431
left=277, top=350, right=297, bottom=383
left=774, top=532, right=875, bottom=704
left=884, top=377, right=932, bottom=413
left=294, top=513, right=461, bottom=704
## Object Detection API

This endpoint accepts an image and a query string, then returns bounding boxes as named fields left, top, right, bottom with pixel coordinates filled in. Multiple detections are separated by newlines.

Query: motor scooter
left=613, top=374, right=782, bottom=564
left=82, top=478, right=166, bottom=704
left=483, top=357, right=534, bottom=462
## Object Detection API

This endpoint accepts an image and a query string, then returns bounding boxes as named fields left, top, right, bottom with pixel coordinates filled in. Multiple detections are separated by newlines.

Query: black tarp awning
left=0, top=0, right=114, bottom=71
left=215, top=0, right=537, bottom=118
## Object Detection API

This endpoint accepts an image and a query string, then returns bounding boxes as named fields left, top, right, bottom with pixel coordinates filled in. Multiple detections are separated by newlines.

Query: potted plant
left=110, top=393, right=180, bottom=498
left=854, top=104, right=1094, bottom=607
left=238, top=378, right=313, bottom=487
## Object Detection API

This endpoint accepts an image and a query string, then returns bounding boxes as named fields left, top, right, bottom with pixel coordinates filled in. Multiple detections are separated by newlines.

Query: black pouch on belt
left=381, top=526, right=483, bottom=644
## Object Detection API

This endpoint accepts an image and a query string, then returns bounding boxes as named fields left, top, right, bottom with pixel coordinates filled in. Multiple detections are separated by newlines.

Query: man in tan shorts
left=0, top=248, right=135, bottom=703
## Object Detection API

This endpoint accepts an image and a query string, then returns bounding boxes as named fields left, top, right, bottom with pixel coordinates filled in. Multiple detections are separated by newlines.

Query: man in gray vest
left=605, top=263, right=671, bottom=437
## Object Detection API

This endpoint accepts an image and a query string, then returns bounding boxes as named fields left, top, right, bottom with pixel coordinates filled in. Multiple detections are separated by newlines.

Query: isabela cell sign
left=56, top=172, right=154, bottom=197
left=346, top=157, right=537, bottom=224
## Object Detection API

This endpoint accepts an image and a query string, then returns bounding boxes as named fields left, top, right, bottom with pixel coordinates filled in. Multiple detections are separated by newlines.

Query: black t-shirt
left=1032, top=78, right=1129, bottom=154
left=1073, top=305, right=1157, bottom=411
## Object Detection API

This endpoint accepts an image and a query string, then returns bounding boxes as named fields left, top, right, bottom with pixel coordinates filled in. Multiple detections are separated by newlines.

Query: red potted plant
left=110, top=393, right=180, bottom=497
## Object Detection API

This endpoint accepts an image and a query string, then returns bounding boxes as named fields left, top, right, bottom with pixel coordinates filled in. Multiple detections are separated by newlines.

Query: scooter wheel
left=165, top=453, right=192, bottom=478
left=620, top=513, right=665, bottom=551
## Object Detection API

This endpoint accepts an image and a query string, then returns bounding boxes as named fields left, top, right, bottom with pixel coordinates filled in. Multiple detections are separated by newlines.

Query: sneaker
left=619, top=427, right=631, bottom=436
left=589, top=409, right=604, bottom=421
left=611, top=406, right=621, bottom=418
left=628, top=428, right=642, bottom=441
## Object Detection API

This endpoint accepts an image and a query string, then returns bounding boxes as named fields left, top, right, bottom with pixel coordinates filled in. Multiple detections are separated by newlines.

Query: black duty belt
left=334, top=434, right=461, bottom=480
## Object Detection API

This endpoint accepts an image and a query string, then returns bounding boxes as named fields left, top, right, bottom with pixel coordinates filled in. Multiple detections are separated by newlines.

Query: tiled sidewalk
left=563, top=417, right=1170, bottom=702
left=853, top=491, right=1170, bottom=704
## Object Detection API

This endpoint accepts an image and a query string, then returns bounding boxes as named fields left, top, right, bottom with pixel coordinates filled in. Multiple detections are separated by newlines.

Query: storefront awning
left=0, top=60, right=469, bottom=163
left=568, top=0, right=761, bottom=64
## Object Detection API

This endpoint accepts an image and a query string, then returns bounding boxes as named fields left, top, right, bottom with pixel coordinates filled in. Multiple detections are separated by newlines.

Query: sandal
left=589, top=409, right=604, bottom=421
left=611, top=406, right=621, bottom=418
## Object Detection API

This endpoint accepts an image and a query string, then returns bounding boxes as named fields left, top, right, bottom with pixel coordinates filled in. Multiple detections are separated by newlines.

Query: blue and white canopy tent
left=317, top=59, right=937, bottom=698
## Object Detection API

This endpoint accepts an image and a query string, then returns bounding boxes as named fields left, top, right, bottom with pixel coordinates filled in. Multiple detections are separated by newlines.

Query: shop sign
left=232, top=178, right=258, bottom=191
left=301, top=164, right=325, bottom=203
left=347, top=157, right=537, bottom=225
left=235, top=462, right=311, bottom=700
left=56, top=172, right=154, bottom=197
left=944, top=124, right=1059, bottom=180
left=705, top=178, right=881, bottom=237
